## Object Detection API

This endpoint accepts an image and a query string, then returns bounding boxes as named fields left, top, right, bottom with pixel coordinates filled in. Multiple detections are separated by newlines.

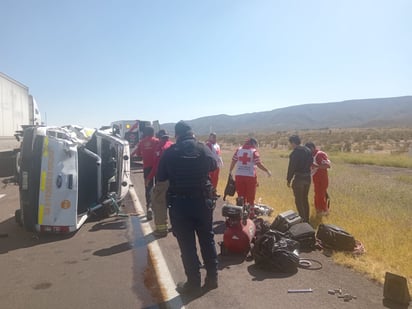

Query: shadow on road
left=247, top=264, right=297, bottom=281
left=0, top=216, right=76, bottom=254
left=218, top=253, right=249, bottom=270
left=93, top=241, right=132, bottom=257
left=382, top=298, right=410, bottom=309
left=0, top=213, right=131, bottom=254
left=213, top=220, right=225, bottom=235
left=88, top=216, right=128, bottom=232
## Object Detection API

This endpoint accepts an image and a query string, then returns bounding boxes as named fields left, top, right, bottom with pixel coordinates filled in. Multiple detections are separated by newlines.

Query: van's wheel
left=15, top=209, right=22, bottom=226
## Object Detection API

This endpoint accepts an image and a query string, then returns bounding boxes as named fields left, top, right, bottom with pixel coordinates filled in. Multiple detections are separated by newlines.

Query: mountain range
left=160, top=96, right=412, bottom=136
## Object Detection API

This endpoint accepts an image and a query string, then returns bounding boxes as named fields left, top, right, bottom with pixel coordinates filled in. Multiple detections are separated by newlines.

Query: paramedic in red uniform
left=132, top=126, right=159, bottom=220
left=147, top=129, right=173, bottom=236
left=205, top=132, right=223, bottom=191
left=305, top=142, right=331, bottom=216
left=229, top=138, right=271, bottom=218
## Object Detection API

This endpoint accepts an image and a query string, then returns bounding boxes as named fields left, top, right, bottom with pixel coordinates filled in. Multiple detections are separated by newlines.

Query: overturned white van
left=15, top=125, right=131, bottom=233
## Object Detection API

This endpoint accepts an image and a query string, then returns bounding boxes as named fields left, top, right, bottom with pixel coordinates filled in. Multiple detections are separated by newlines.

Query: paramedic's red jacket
left=311, top=149, right=331, bottom=212
left=133, top=136, right=159, bottom=168
left=232, top=143, right=261, bottom=177
left=311, top=149, right=330, bottom=180
left=147, top=139, right=173, bottom=182
left=231, top=142, right=261, bottom=206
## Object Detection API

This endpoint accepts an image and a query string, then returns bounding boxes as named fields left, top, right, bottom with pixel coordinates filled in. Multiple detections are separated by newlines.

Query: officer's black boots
left=176, top=281, right=203, bottom=296
left=203, top=276, right=218, bottom=291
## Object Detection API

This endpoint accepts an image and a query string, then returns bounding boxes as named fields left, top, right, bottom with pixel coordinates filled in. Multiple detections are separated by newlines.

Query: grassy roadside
left=217, top=147, right=412, bottom=289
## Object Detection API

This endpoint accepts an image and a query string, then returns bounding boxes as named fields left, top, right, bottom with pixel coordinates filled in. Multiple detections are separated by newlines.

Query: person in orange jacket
left=229, top=138, right=271, bottom=218
left=305, top=142, right=331, bottom=216
left=132, top=126, right=159, bottom=220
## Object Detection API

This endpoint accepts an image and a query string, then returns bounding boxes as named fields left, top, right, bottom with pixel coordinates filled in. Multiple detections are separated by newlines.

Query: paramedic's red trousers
left=234, top=175, right=257, bottom=207
left=313, top=173, right=329, bottom=212
left=209, top=168, right=220, bottom=190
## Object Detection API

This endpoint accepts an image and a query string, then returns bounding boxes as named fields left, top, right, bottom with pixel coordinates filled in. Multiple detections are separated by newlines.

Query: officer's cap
left=175, top=121, right=193, bottom=136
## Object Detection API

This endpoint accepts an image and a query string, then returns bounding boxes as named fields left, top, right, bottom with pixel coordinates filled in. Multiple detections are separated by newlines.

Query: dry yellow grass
left=218, top=147, right=412, bottom=288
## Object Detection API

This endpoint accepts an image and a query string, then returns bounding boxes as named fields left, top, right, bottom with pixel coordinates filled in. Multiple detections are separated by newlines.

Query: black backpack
left=316, top=223, right=356, bottom=251
left=223, top=174, right=236, bottom=201
left=252, top=230, right=300, bottom=273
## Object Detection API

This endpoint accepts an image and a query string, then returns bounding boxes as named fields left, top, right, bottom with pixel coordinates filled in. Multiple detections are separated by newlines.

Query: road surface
left=0, top=163, right=401, bottom=309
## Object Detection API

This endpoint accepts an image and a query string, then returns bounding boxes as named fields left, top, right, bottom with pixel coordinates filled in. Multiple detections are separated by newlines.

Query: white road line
left=128, top=186, right=185, bottom=309
left=0, top=194, right=6, bottom=199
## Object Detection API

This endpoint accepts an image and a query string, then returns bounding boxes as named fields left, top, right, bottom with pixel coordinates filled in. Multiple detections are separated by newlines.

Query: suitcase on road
left=270, top=210, right=302, bottom=233
left=316, top=223, right=356, bottom=251
left=285, top=222, right=316, bottom=252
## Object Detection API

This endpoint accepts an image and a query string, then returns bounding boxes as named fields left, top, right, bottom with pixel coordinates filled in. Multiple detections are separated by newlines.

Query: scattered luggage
left=285, top=222, right=316, bottom=252
left=223, top=174, right=236, bottom=201
left=253, top=217, right=271, bottom=239
left=270, top=210, right=302, bottom=233
left=252, top=230, right=300, bottom=273
left=253, top=204, right=274, bottom=216
left=316, top=223, right=356, bottom=251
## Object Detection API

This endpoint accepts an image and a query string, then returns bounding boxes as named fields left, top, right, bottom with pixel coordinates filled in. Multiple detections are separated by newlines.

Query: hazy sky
left=1, top=0, right=411, bottom=128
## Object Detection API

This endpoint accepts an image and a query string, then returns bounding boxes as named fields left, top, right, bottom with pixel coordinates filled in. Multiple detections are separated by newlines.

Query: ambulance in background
left=111, top=120, right=159, bottom=161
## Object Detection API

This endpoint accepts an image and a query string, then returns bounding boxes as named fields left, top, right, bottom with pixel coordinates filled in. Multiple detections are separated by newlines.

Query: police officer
left=156, top=121, right=218, bottom=295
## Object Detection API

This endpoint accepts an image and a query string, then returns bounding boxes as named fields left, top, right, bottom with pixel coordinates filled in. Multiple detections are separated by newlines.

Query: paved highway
left=129, top=166, right=389, bottom=309
left=0, top=163, right=390, bottom=309
left=0, top=174, right=159, bottom=308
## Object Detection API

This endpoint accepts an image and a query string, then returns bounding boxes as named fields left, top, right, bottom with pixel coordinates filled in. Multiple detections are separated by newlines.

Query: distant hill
left=160, top=96, right=412, bottom=136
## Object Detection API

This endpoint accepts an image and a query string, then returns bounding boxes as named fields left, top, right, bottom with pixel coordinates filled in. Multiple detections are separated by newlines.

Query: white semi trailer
left=0, top=72, right=41, bottom=177
left=0, top=72, right=41, bottom=138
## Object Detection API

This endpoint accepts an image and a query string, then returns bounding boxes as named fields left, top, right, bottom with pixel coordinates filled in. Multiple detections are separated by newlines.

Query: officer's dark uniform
left=287, top=136, right=313, bottom=222
left=156, top=121, right=218, bottom=294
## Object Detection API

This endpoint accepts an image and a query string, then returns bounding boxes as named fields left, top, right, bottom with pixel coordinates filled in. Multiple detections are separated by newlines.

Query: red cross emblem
left=239, top=152, right=251, bottom=165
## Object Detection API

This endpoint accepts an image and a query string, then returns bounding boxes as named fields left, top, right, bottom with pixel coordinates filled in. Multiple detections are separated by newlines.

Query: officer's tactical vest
left=168, top=139, right=211, bottom=196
